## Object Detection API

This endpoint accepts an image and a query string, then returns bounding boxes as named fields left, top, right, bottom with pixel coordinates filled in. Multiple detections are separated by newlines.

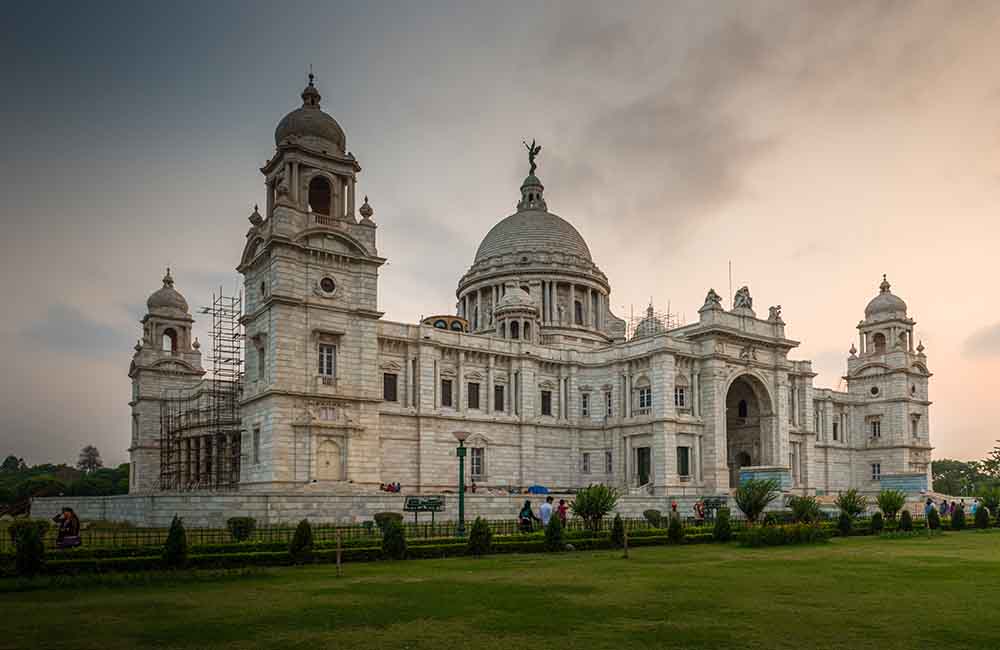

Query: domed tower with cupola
left=237, top=73, right=386, bottom=491
left=846, top=275, right=932, bottom=489
left=128, top=269, right=205, bottom=494
left=457, top=141, right=626, bottom=347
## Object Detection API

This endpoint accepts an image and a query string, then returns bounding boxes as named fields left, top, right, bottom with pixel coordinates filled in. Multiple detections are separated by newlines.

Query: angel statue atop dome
left=524, top=139, right=541, bottom=175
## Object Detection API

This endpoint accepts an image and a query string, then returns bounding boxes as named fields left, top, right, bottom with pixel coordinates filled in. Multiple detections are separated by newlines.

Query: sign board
left=404, top=496, right=445, bottom=513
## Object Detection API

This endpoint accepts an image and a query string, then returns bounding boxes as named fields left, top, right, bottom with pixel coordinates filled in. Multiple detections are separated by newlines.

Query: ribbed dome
left=475, top=211, right=592, bottom=263
left=274, top=76, right=345, bottom=153
left=147, top=269, right=189, bottom=316
left=865, top=275, right=907, bottom=320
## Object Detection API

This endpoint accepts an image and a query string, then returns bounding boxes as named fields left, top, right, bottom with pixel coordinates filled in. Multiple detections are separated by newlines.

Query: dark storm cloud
left=963, top=323, right=1000, bottom=359
left=22, top=305, right=129, bottom=359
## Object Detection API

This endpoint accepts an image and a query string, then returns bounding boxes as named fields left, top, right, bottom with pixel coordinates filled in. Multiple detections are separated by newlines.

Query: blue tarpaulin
left=527, top=485, right=549, bottom=494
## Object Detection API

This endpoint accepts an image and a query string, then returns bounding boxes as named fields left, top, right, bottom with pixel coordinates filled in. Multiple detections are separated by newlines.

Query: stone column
left=475, top=290, right=482, bottom=332
left=458, top=351, right=465, bottom=413
left=292, top=163, right=300, bottom=206
left=348, top=177, right=356, bottom=218
left=487, top=355, right=495, bottom=412
left=693, top=371, right=701, bottom=416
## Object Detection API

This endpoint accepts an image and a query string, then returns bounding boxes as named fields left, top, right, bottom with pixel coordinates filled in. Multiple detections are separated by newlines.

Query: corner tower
left=237, top=74, right=386, bottom=491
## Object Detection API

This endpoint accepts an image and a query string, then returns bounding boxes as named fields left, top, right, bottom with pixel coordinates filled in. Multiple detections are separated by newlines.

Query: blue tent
left=527, top=485, right=549, bottom=494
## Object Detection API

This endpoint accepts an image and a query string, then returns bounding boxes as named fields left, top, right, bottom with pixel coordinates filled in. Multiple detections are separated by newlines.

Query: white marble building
left=128, top=76, right=933, bottom=499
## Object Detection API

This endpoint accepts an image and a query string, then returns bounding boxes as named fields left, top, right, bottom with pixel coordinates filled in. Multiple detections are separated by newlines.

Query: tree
left=932, top=459, right=988, bottom=496
left=570, top=484, right=619, bottom=532
left=77, top=445, right=103, bottom=473
left=162, top=515, right=188, bottom=569
left=834, top=489, right=867, bottom=518
left=788, top=495, right=821, bottom=523
left=734, top=479, right=780, bottom=524
left=876, top=490, right=907, bottom=520
left=544, top=513, right=564, bottom=552
left=1, top=455, right=25, bottom=473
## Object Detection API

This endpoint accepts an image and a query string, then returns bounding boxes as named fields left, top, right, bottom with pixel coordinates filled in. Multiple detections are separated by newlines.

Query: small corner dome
left=632, top=305, right=665, bottom=339
left=274, top=75, right=346, bottom=154
left=864, top=275, right=907, bottom=320
left=147, top=269, right=189, bottom=316
left=496, top=285, right=536, bottom=311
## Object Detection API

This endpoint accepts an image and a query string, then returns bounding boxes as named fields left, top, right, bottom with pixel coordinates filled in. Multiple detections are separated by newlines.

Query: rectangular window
left=318, top=344, right=336, bottom=378
left=252, top=427, right=261, bottom=465
left=677, top=446, right=690, bottom=477
left=581, top=452, right=591, bottom=474
left=581, top=393, right=590, bottom=417
left=494, top=384, right=505, bottom=413
left=871, top=463, right=881, bottom=480
left=541, top=390, right=552, bottom=416
left=471, top=447, right=484, bottom=479
left=606, top=391, right=613, bottom=416
left=257, top=345, right=267, bottom=382
left=383, top=373, right=398, bottom=402
left=468, top=382, right=480, bottom=410
left=637, top=387, right=652, bottom=413
left=441, top=379, right=453, bottom=408
left=832, top=421, right=839, bottom=441
left=871, top=420, right=881, bottom=438
left=911, top=418, right=919, bottom=438
left=605, top=451, right=613, bottom=474
left=674, top=386, right=686, bottom=408
left=411, top=359, right=418, bottom=406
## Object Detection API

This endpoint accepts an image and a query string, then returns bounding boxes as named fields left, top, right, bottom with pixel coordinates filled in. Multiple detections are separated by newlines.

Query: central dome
left=475, top=211, right=592, bottom=263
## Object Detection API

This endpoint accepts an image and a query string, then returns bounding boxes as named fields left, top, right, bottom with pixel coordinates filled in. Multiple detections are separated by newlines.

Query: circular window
left=319, top=277, right=336, bottom=294
left=870, top=386, right=880, bottom=396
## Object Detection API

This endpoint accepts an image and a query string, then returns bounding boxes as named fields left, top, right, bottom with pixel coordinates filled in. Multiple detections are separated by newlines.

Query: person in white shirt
left=540, top=495, right=554, bottom=526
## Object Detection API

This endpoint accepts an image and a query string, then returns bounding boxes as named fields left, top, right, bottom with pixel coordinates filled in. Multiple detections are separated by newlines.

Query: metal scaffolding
left=625, top=302, right=685, bottom=340
left=159, top=288, right=244, bottom=491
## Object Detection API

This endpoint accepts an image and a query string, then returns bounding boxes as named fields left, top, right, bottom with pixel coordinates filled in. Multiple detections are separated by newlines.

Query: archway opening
left=872, top=332, right=886, bottom=354
left=316, top=439, right=343, bottom=481
left=162, top=328, right=178, bottom=352
left=308, top=176, right=332, bottom=215
left=725, top=374, right=773, bottom=488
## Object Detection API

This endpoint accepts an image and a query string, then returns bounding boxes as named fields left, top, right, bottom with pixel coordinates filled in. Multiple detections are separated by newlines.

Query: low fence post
left=336, top=531, right=342, bottom=577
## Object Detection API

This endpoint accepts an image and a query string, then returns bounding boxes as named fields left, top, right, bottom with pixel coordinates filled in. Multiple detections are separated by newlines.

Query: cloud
left=22, top=305, right=129, bottom=360
left=963, top=323, right=1000, bottom=359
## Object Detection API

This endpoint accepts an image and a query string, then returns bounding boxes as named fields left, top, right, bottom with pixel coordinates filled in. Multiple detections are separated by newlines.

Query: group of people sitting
left=380, top=482, right=402, bottom=493
left=52, top=506, right=82, bottom=549
left=518, top=496, right=569, bottom=532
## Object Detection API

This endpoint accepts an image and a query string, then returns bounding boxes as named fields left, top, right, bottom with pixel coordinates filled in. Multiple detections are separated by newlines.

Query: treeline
left=932, top=443, right=1000, bottom=496
left=0, top=451, right=129, bottom=507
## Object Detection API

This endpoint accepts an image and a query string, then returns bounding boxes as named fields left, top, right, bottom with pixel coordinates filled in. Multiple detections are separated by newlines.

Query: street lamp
left=453, top=431, right=470, bottom=537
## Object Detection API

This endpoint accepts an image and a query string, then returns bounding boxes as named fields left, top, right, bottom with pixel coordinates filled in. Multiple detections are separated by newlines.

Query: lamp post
left=454, top=431, right=470, bottom=537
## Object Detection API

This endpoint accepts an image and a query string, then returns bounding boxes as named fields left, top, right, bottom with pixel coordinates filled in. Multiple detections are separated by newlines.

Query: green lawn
left=3, top=532, right=1000, bottom=649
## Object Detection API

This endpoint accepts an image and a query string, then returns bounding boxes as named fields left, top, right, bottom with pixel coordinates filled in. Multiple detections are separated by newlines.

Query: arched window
left=574, top=300, right=583, bottom=325
left=591, top=293, right=599, bottom=326
left=450, top=321, right=463, bottom=332
left=434, top=320, right=447, bottom=329
left=500, top=321, right=507, bottom=338
left=510, top=321, right=520, bottom=340
left=738, top=399, right=748, bottom=418
left=873, top=332, right=886, bottom=354
left=473, top=306, right=479, bottom=330
left=308, top=176, right=332, bottom=215
left=162, top=328, right=178, bottom=352
left=523, top=321, right=531, bottom=342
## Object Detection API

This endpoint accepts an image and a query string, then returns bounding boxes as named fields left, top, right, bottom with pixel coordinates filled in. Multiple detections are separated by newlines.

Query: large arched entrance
left=725, top=374, right=775, bottom=488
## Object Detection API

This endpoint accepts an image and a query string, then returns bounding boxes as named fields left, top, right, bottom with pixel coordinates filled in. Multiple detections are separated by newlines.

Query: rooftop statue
left=524, top=139, right=541, bottom=175
left=734, top=286, right=753, bottom=310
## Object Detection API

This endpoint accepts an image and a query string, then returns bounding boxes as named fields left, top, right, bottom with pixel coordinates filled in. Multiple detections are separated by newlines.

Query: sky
left=1, top=0, right=999, bottom=467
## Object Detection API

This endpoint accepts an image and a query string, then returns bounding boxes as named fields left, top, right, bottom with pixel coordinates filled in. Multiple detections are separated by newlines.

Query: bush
left=373, top=512, right=403, bottom=531
left=467, top=517, right=492, bottom=557
left=734, top=479, right=780, bottom=524
left=381, top=519, right=407, bottom=560
left=741, top=523, right=827, bottom=547
left=788, top=496, right=821, bottom=523
left=667, top=514, right=684, bottom=544
left=713, top=508, right=732, bottom=542
left=162, top=515, right=188, bottom=569
left=951, top=505, right=966, bottom=531
left=610, top=514, right=625, bottom=548
left=7, top=519, right=50, bottom=544
left=927, top=507, right=941, bottom=530
left=13, top=522, right=45, bottom=577
left=289, top=519, right=314, bottom=563
left=226, top=517, right=257, bottom=542
left=975, top=505, right=989, bottom=530
left=642, top=509, right=662, bottom=528
left=544, top=513, right=564, bottom=552
left=870, top=512, right=884, bottom=534
left=899, top=509, right=913, bottom=532
left=978, top=488, right=1000, bottom=520
left=834, top=488, right=867, bottom=518
left=876, top=490, right=907, bottom=520
left=570, top=484, right=619, bottom=532
left=837, top=512, right=852, bottom=536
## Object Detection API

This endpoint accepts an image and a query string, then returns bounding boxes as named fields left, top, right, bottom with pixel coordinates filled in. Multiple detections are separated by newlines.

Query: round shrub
left=898, top=509, right=913, bottom=532
left=927, top=508, right=941, bottom=530
left=544, top=513, right=564, bottom=552
left=467, top=517, right=492, bottom=557
left=667, top=514, right=685, bottom=545
left=13, top=522, right=45, bottom=577
left=951, top=505, right=966, bottom=531
left=837, top=512, right=852, bottom=536
left=570, top=484, right=620, bottom=532
left=788, top=495, right=820, bottom=523
left=610, top=514, right=625, bottom=548
left=975, top=505, right=989, bottom=530
left=713, top=507, right=732, bottom=542
left=162, top=515, right=188, bottom=569
left=642, top=509, right=662, bottom=528
left=871, top=512, right=884, bottom=535
left=7, top=519, right=50, bottom=544
left=289, top=519, right=314, bottom=563
left=381, top=519, right=407, bottom=560
left=226, top=517, right=257, bottom=542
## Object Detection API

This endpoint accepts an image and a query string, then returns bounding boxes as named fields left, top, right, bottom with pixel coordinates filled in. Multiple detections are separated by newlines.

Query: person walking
left=557, top=499, right=568, bottom=526
left=518, top=500, right=539, bottom=533
left=924, top=497, right=934, bottom=519
left=939, top=499, right=949, bottom=517
left=540, top=496, right=554, bottom=527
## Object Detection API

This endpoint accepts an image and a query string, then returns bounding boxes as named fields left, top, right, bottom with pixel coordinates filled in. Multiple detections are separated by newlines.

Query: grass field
left=3, top=532, right=999, bottom=649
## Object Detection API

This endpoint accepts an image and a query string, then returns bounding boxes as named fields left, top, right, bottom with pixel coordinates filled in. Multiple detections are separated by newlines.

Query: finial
left=308, top=64, right=314, bottom=87
left=917, top=340, right=925, bottom=353
left=192, top=337, right=201, bottom=350
left=359, top=195, right=374, bottom=220
left=134, top=339, right=142, bottom=352
left=880, top=274, right=891, bottom=293
left=249, top=204, right=264, bottom=226
left=163, top=267, right=174, bottom=287
left=849, top=342, right=857, bottom=357
left=523, top=139, right=541, bottom=175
